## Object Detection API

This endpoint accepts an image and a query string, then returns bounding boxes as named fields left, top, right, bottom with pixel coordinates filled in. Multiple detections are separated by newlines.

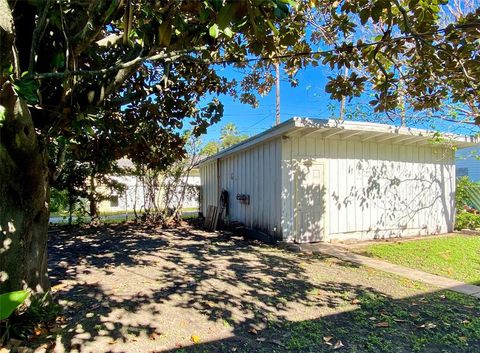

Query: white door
left=294, top=161, right=326, bottom=243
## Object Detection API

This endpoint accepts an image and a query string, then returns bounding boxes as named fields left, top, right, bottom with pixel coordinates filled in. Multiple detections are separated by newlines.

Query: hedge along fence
left=457, top=177, right=480, bottom=211
left=465, top=184, right=480, bottom=211
left=455, top=178, right=480, bottom=230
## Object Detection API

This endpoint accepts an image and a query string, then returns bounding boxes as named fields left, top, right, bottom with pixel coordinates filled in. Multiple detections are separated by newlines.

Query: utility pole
left=275, top=61, right=280, bottom=126
left=339, top=66, right=348, bottom=121
left=399, top=67, right=406, bottom=127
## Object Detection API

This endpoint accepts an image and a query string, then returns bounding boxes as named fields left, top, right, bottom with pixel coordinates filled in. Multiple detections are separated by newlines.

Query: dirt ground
left=42, top=223, right=480, bottom=353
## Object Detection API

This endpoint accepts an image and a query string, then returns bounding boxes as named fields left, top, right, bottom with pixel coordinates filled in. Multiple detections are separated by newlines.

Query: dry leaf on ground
left=333, top=340, right=344, bottom=349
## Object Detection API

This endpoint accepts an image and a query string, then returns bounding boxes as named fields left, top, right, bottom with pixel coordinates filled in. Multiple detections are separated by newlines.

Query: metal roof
left=198, top=117, right=479, bottom=166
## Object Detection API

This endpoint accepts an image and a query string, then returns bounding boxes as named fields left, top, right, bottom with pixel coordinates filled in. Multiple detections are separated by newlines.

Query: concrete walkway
left=297, top=243, right=480, bottom=299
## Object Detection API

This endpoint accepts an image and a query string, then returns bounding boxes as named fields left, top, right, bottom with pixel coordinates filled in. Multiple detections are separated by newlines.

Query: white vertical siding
left=202, top=131, right=456, bottom=243
left=282, top=135, right=456, bottom=242
left=205, top=138, right=283, bottom=236
left=199, top=160, right=218, bottom=215
left=281, top=135, right=330, bottom=242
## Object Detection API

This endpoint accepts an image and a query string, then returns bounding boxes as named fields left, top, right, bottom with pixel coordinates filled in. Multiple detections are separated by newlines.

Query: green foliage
left=455, top=212, right=480, bottom=231
left=209, top=24, right=219, bottom=38
left=1, top=0, right=306, bottom=231
left=13, top=77, right=39, bottom=104
left=200, top=123, right=249, bottom=156
left=307, top=1, right=480, bottom=124
left=0, top=290, right=29, bottom=321
left=220, top=123, right=249, bottom=149
left=456, top=176, right=480, bottom=211
left=5, top=292, right=61, bottom=341
left=275, top=288, right=480, bottom=353
left=200, top=141, right=220, bottom=157
left=50, top=134, right=129, bottom=221
left=1, top=0, right=478, bottom=185
left=20, top=292, right=60, bottom=325
left=49, top=188, right=69, bottom=213
left=456, top=176, right=474, bottom=210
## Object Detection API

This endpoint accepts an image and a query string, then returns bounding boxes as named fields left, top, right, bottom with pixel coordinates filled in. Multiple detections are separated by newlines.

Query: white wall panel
left=199, top=160, right=218, bottom=215
left=214, top=139, right=282, bottom=236
left=203, top=131, right=456, bottom=243
left=282, top=135, right=456, bottom=242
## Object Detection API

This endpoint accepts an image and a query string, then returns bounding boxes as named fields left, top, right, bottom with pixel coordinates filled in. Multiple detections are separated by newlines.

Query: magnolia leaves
left=207, top=2, right=242, bottom=40
left=358, top=0, right=390, bottom=25
left=13, top=75, right=39, bottom=105
left=207, top=0, right=293, bottom=40
left=0, top=290, right=29, bottom=320
left=325, top=72, right=367, bottom=101
left=308, top=0, right=480, bottom=122
left=209, top=23, right=220, bottom=38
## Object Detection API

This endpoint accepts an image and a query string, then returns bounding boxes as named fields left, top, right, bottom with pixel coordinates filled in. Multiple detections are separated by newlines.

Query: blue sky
left=200, top=64, right=338, bottom=142
left=198, top=63, right=480, bottom=144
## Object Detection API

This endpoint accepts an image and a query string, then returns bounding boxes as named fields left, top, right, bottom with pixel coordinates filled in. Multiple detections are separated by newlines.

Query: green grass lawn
left=357, top=235, right=480, bottom=285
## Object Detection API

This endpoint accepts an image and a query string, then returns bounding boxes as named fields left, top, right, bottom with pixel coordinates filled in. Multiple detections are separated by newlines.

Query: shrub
left=0, top=291, right=29, bottom=321
left=1, top=292, right=61, bottom=343
left=49, top=188, right=69, bottom=213
left=0, top=290, right=29, bottom=344
left=455, top=212, right=480, bottom=230
left=456, top=176, right=480, bottom=211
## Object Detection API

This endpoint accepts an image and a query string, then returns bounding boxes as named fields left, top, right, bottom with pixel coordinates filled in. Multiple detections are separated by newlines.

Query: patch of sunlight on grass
left=357, top=235, right=480, bottom=284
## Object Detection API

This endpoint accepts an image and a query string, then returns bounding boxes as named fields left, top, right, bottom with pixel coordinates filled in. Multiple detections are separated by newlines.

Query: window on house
left=457, top=167, right=469, bottom=177
left=110, top=195, right=119, bottom=207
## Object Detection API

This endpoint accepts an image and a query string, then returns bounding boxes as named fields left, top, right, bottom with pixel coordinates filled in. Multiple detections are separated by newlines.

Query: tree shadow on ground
left=161, top=286, right=480, bottom=353
left=45, top=224, right=480, bottom=353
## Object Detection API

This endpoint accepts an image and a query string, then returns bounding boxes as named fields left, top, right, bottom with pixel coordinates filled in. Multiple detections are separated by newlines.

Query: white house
left=199, top=118, right=478, bottom=243
left=456, top=146, right=480, bottom=182
left=98, top=159, right=200, bottom=214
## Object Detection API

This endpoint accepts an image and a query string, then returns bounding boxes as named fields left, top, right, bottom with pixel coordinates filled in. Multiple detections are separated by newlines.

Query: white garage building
left=199, top=118, right=478, bottom=243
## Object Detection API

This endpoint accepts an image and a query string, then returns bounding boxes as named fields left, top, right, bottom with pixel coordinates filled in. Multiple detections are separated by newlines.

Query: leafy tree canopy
left=237, top=0, right=480, bottom=126
left=1, top=0, right=480, bottom=293
left=1, top=0, right=307, bottom=175
left=0, top=0, right=306, bottom=293
left=1, top=0, right=479, bottom=176
left=201, top=122, right=249, bottom=156
left=220, top=123, right=250, bottom=148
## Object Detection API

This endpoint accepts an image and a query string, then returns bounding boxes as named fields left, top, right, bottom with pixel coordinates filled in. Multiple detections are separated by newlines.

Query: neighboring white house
left=456, top=146, right=480, bottom=182
left=98, top=159, right=200, bottom=214
left=199, top=118, right=478, bottom=243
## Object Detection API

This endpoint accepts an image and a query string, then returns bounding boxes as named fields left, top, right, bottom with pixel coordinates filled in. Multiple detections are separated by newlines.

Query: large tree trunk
left=0, top=84, right=51, bottom=293
left=0, top=0, right=50, bottom=293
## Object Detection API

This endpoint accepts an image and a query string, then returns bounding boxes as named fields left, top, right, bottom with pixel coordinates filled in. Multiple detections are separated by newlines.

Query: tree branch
left=71, top=0, right=121, bottom=57
left=95, top=33, right=124, bottom=48
left=31, top=46, right=207, bottom=80
left=392, top=0, right=478, bottom=88
left=28, top=0, right=53, bottom=73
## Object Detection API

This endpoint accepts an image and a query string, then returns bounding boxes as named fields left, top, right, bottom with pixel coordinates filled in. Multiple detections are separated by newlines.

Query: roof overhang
left=198, top=117, right=479, bottom=167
